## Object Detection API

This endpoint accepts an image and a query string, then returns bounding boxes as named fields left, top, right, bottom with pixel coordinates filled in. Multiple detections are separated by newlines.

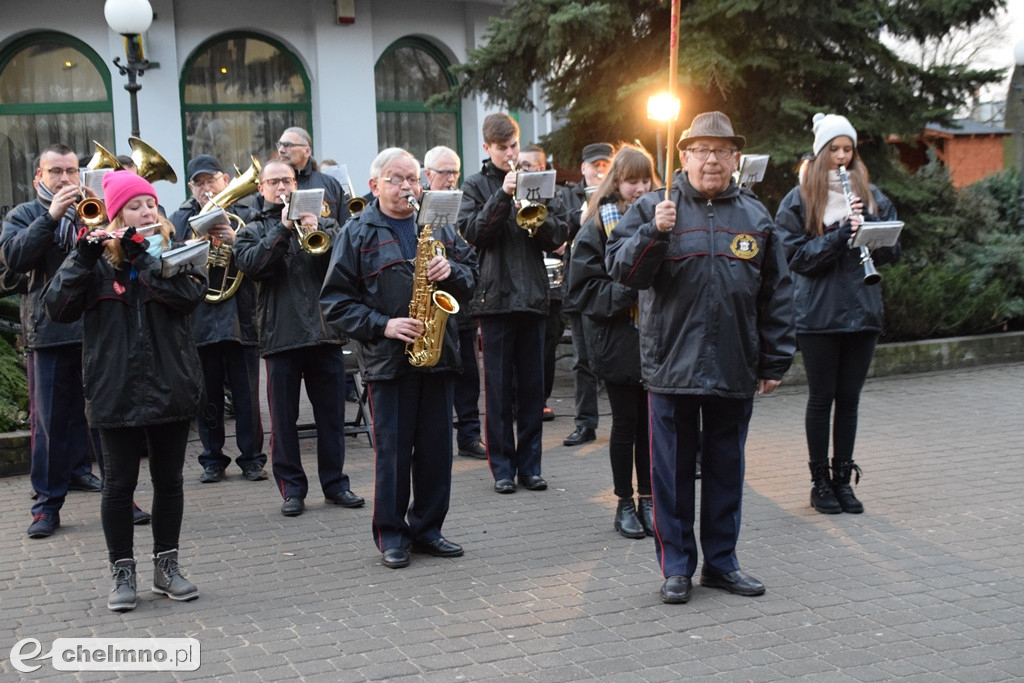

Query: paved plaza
left=1, top=362, right=1023, bottom=681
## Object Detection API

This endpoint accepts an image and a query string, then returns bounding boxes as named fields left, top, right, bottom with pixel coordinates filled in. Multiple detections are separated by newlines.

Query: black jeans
left=99, top=420, right=191, bottom=564
left=604, top=380, right=651, bottom=499
left=798, top=331, right=878, bottom=465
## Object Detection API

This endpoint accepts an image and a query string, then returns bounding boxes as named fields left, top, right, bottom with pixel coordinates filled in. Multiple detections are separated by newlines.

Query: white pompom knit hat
left=812, top=113, right=857, bottom=157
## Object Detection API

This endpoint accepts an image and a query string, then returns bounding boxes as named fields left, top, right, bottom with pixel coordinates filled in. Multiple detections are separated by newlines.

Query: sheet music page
left=286, top=189, right=325, bottom=220
left=514, top=171, right=557, bottom=202
left=187, top=207, right=229, bottom=239
left=160, top=240, right=210, bottom=278
left=736, top=154, right=769, bottom=185
left=851, top=221, right=904, bottom=249
left=416, top=190, right=463, bottom=227
left=80, top=169, right=111, bottom=198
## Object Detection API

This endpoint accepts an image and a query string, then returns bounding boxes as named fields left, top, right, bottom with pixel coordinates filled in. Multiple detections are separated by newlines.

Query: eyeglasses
left=429, top=169, right=460, bottom=176
left=276, top=141, right=307, bottom=150
left=43, top=167, right=79, bottom=177
left=189, top=174, right=223, bottom=188
left=379, top=176, right=421, bottom=187
left=686, top=147, right=737, bottom=161
left=261, top=177, right=296, bottom=187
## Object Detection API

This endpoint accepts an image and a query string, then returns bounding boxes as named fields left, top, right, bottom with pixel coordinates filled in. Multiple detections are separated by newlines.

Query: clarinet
left=838, top=165, right=881, bottom=286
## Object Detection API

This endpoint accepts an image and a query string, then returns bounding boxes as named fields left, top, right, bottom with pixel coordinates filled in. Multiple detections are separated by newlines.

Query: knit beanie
left=103, top=170, right=157, bottom=219
left=812, top=113, right=857, bottom=157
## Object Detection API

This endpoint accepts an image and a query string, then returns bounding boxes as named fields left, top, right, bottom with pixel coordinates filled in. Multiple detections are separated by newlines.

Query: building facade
left=0, top=0, right=556, bottom=212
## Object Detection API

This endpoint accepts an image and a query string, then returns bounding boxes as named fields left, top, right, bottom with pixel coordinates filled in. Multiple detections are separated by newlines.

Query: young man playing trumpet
left=0, top=144, right=105, bottom=538
left=170, top=154, right=266, bottom=485
left=457, top=113, right=566, bottom=494
left=233, top=160, right=363, bottom=517
left=321, top=148, right=476, bottom=569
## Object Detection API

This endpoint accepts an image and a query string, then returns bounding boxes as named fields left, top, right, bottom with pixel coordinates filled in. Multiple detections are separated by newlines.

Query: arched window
left=0, top=32, right=113, bottom=210
left=375, top=38, right=460, bottom=166
left=181, top=32, right=311, bottom=173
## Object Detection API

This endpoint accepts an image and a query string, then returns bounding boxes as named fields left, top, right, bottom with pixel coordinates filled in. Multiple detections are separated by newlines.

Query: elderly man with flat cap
left=170, top=154, right=267, bottom=485
left=606, top=111, right=795, bottom=605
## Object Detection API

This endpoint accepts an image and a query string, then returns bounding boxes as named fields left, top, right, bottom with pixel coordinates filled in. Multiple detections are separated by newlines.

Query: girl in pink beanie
left=96, top=170, right=172, bottom=267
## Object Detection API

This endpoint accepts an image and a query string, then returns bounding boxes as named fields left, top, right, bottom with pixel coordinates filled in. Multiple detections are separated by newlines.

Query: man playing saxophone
left=320, top=148, right=477, bottom=570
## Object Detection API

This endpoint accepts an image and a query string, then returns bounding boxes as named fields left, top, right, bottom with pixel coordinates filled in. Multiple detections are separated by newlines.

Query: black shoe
left=69, top=472, right=102, bottom=492
left=346, top=388, right=359, bottom=403
left=494, top=479, right=516, bottom=494
left=199, top=466, right=225, bottom=483
left=411, top=537, right=464, bottom=557
left=382, top=547, right=410, bottom=569
left=638, top=497, right=654, bottom=537
left=518, top=474, right=548, bottom=491
left=457, top=441, right=487, bottom=459
left=281, top=497, right=305, bottom=517
left=542, top=406, right=555, bottom=422
left=563, top=427, right=596, bottom=447
left=241, top=465, right=268, bottom=482
left=700, top=569, right=765, bottom=596
left=132, top=503, right=152, bottom=526
left=27, top=512, right=60, bottom=539
left=660, top=575, right=692, bottom=604
left=614, top=498, right=646, bottom=539
left=326, top=490, right=365, bottom=508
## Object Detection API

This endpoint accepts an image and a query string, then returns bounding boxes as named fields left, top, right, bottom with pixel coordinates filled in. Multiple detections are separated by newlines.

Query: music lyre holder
left=416, top=190, right=463, bottom=227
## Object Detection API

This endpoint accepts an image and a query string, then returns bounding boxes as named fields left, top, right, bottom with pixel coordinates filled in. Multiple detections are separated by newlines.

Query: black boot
left=614, top=498, right=646, bottom=539
left=637, top=496, right=654, bottom=537
left=809, top=461, right=841, bottom=514
left=832, top=459, right=864, bottom=514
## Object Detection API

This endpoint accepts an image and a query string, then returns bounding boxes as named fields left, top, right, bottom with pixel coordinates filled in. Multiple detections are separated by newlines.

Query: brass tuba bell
left=128, top=137, right=178, bottom=184
left=85, top=141, right=123, bottom=171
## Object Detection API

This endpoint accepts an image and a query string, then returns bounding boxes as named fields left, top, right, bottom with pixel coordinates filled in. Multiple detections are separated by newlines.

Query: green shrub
left=0, top=331, right=27, bottom=432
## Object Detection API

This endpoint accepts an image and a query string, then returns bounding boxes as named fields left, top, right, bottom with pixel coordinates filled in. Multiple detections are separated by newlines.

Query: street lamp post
left=104, top=0, right=154, bottom=139
left=647, top=93, right=680, bottom=180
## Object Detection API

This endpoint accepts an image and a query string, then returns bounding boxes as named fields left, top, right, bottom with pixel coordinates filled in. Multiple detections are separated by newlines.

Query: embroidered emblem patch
left=113, top=282, right=126, bottom=295
left=730, top=234, right=759, bottom=259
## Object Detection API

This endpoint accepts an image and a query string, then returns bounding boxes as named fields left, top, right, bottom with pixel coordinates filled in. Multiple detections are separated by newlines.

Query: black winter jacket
left=320, top=200, right=477, bottom=381
left=233, top=206, right=345, bottom=356
left=775, top=184, right=899, bottom=334
left=557, top=181, right=589, bottom=313
left=568, top=213, right=642, bottom=385
left=0, top=200, right=83, bottom=349
left=169, top=199, right=259, bottom=348
left=606, top=173, right=796, bottom=398
left=457, top=160, right=566, bottom=317
left=41, top=244, right=206, bottom=428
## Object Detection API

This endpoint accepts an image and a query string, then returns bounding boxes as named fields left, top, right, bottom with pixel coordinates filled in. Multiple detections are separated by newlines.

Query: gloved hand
left=75, top=231, right=107, bottom=264
left=119, top=226, right=147, bottom=262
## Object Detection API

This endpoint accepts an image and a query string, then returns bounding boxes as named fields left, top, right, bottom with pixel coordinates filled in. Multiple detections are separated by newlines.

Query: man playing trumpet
left=170, top=154, right=266, bottom=485
left=0, top=143, right=105, bottom=538
left=233, top=160, right=363, bottom=518
left=321, top=148, right=476, bottom=569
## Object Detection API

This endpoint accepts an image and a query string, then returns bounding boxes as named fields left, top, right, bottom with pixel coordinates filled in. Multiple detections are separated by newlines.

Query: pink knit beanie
left=102, top=170, right=157, bottom=218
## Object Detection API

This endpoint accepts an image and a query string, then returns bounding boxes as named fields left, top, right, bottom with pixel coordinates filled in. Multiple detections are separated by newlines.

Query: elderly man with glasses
left=233, top=160, right=364, bottom=518
left=270, top=127, right=351, bottom=225
left=606, top=111, right=795, bottom=605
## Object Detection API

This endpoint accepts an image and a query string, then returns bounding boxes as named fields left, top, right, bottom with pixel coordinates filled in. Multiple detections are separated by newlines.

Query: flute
left=838, top=165, right=881, bottom=286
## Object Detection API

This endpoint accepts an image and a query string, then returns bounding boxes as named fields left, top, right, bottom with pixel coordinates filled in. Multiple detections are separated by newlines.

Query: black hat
left=187, top=154, right=224, bottom=182
left=676, top=111, right=746, bottom=152
left=582, top=143, right=613, bottom=163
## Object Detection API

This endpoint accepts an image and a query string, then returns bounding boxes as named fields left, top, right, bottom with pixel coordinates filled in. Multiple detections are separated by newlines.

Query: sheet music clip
left=416, top=190, right=463, bottom=227
left=851, top=221, right=903, bottom=250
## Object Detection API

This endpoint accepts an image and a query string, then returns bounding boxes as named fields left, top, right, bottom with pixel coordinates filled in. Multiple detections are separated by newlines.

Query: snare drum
left=544, top=257, right=563, bottom=289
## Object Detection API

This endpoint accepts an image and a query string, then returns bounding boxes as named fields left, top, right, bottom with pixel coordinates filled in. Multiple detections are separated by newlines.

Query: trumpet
left=347, top=180, right=367, bottom=215
left=838, top=165, right=881, bottom=286
left=282, top=194, right=331, bottom=254
left=512, top=161, right=547, bottom=237
left=76, top=197, right=108, bottom=227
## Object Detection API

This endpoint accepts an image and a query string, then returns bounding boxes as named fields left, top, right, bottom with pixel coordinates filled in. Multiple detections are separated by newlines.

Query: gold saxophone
left=406, top=196, right=460, bottom=367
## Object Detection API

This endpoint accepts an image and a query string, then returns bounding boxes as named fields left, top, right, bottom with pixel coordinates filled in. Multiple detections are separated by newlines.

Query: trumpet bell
left=76, top=198, right=108, bottom=227
left=299, top=228, right=331, bottom=255
left=86, top=142, right=123, bottom=171
left=129, top=136, right=178, bottom=184
left=516, top=200, right=547, bottom=236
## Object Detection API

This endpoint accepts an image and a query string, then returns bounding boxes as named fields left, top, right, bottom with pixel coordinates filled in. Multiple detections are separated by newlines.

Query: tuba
left=129, top=137, right=178, bottom=184
left=406, top=195, right=460, bottom=367
left=196, top=157, right=261, bottom=303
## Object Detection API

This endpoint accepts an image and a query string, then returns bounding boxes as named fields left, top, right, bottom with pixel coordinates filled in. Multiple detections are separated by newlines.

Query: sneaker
left=242, top=465, right=268, bottom=481
left=108, top=559, right=137, bottom=612
left=69, top=472, right=102, bottom=492
left=198, top=466, right=225, bottom=483
left=152, top=549, right=198, bottom=601
left=27, top=512, right=60, bottom=538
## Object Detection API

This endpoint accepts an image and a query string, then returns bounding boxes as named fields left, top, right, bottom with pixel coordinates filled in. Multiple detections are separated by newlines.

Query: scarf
left=824, top=170, right=851, bottom=228
left=36, top=181, right=78, bottom=252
